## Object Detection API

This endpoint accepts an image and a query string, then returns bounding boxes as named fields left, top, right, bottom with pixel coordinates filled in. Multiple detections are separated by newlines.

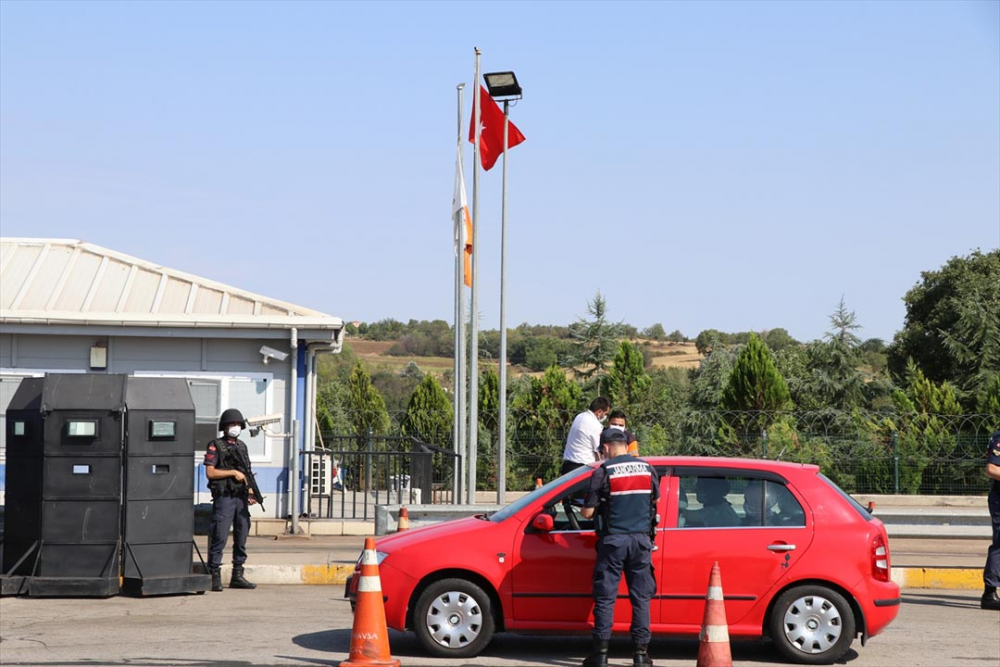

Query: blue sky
left=1, top=1, right=998, bottom=343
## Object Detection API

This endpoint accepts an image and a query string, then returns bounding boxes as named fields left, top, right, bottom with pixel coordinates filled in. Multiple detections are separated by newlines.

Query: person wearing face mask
left=605, top=409, right=640, bottom=457
left=204, top=408, right=258, bottom=592
left=561, top=397, right=612, bottom=475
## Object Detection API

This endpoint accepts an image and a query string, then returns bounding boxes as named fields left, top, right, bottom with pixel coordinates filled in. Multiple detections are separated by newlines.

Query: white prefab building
left=0, top=238, right=344, bottom=518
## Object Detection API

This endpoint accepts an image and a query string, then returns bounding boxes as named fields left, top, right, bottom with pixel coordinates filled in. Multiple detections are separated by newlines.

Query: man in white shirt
left=561, top=397, right=612, bottom=475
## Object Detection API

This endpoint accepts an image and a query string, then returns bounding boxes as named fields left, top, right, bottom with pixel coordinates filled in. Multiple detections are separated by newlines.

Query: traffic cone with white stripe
left=696, top=561, right=732, bottom=667
left=339, top=537, right=400, bottom=667
left=396, top=507, right=410, bottom=532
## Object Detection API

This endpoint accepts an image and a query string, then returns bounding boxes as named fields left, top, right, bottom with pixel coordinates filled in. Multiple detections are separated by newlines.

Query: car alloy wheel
left=413, top=578, right=495, bottom=659
left=769, top=585, right=856, bottom=664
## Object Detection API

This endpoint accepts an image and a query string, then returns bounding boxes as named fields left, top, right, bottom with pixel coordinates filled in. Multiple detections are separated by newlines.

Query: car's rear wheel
left=769, top=585, right=856, bottom=665
left=413, top=578, right=495, bottom=658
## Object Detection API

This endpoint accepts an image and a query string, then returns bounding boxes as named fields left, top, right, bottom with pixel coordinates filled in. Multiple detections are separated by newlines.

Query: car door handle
left=767, top=544, right=796, bottom=552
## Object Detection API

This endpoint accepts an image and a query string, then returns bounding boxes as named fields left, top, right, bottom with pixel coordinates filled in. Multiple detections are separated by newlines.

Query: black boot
left=982, top=586, right=1000, bottom=610
left=229, top=565, right=256, bottom=590
left=633, top=645, right=653, bottom=666
left=582, top=638, right=609, bottom=667
left=210, top=568, right=223, bottom=592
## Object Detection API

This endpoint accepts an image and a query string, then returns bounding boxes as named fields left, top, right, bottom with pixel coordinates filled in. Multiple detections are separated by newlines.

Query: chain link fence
left=321, top=410, right=998, bottom=497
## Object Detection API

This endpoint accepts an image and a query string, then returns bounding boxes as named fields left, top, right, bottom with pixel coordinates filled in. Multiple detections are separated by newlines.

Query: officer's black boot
left=633, top=644, right=653, bottom=666
left=209, top=568, right=223, bottom=592
left=582, top=638, right=609, bottom=667
left=982, top=586, right=1000, bottom=610
left=229, top=565, right=256, bottom=590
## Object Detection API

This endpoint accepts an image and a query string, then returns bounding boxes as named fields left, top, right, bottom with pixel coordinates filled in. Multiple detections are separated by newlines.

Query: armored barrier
left=1, top=374, right=209, bottom=597
left=121, top=377, right=210, bottom=596
left=2, top=374, right=126, bottom=597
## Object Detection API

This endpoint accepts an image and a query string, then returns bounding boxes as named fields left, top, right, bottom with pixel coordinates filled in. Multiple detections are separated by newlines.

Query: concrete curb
left=232, top=564, right=983, bottom=590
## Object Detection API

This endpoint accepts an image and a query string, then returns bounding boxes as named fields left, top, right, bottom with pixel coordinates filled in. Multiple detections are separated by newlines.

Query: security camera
left=260, top=345, right=289, bottom=365
left=246, top=414, right=283, bottom=428
left=245, top=413, right=283, bottom=437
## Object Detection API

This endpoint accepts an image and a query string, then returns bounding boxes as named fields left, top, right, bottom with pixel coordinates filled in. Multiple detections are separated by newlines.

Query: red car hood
left=376, top=514, right=503, bottom=554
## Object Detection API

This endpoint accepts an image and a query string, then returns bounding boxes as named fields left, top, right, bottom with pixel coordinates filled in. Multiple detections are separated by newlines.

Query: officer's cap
left=600, top=428, right=628, bottom=445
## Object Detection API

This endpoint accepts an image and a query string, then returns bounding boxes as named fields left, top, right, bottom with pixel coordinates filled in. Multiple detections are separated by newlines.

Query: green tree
left=566, top=291, right=624, bottom=392
left=347, top=362, right=390, bottom=442
left=695, top=329, right=722, bottom=355
left=806, top=298, right=868, bottom=410
left=511, top=364, right=583, bottom=483
left=402, top=374, right=453, bottom=447
left=478, top=367, right=500, bottom=436
left=667, top=329, right=687, bottom=344
left=888, top=249, right=1000, bottom=409
left=980, top=374, right=1000, bottom=415
left=762, top=328, right=798, bottom=353
left=642, top=323, right=666, bottom=340
left=605, top=340, right=652, bottom=414
left=721, top=333, right=792, bottom=413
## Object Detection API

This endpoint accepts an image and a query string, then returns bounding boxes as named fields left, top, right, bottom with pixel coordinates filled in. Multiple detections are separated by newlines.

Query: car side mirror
left=532, top=513, right=554, bottom=532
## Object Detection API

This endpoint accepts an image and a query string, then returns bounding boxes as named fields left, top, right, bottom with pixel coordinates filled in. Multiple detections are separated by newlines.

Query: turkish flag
left=469, top=85, right=525, bottom=171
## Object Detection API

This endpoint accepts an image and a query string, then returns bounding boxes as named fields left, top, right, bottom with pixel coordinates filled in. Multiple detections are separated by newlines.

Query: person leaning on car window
left=580, top=428, right=660, bottom=667
left=561, top=396, right=611, bottom=475
left=982, top=428, right=1000, bottom=611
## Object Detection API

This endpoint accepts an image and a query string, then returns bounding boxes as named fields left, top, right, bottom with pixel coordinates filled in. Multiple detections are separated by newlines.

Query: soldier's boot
left=229, top=565, right=257, bottom=590
left=582, top=638, right=609, bottom=667
left=632, top=644, right=653, bottom=666
left=209, top=568, right=223, bottom=592
left=982, top=586, right=1000, bottom=610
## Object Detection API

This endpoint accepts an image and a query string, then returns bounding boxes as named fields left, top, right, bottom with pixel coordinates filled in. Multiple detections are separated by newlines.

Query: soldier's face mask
left=226, top=425, right=242, bottom=439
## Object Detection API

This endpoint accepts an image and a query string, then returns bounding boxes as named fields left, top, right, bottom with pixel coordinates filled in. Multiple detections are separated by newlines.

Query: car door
left=658, top=468, right=814, bottom=630
left=511, top=467, right=666, bottom=630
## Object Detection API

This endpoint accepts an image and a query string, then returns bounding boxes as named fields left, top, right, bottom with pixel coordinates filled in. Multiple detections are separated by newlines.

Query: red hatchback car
left=347, top=457, right=900, bottom=664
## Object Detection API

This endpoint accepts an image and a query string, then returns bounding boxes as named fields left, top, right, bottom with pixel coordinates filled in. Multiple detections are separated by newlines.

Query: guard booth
left=1, top=374, right=210, bottom=597
left=121, top=377, right=210, bottom=596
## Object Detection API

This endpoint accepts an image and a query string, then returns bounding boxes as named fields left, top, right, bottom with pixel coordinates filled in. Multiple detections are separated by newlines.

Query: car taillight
left=871, top=533, right=890, bottom=582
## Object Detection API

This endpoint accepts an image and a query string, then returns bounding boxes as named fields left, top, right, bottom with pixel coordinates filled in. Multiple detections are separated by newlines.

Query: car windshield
left=818, top=472, right=872, bottom=521
left=489, top=465, right=593, bottom=523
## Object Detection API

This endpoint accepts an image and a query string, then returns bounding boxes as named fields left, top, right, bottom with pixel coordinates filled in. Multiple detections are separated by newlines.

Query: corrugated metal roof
left=0, top=238, right=343, bottom=335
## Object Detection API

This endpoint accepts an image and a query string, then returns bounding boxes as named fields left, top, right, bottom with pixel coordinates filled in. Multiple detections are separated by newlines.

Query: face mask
left=226, top=426, right=241, bottom=439
left=608, top=424, right=625, bottom=432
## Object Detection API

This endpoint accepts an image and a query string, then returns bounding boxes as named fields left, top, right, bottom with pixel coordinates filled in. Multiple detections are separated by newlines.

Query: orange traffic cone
left=339, top=537, right=401, bottom=667
left=696, top=561, right=732, bottom=667
left=396, top=507, right=410, bottom=532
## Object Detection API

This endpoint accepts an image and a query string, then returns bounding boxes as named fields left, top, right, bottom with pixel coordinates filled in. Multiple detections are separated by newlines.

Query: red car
left=347, top=457, right=900, bottom=664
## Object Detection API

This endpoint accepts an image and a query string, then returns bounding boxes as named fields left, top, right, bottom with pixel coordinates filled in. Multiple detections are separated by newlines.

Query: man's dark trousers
left=209, top=495, right=250, bottom=568
left=592, top=532, right=655, bottom=645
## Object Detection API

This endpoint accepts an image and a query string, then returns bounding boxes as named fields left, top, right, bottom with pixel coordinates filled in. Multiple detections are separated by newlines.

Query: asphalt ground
left=0, top=586, right=996, bottom=666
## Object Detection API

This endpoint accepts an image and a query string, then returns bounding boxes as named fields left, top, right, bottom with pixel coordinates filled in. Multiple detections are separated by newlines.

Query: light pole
left=483, top=70, right=522, bottom=505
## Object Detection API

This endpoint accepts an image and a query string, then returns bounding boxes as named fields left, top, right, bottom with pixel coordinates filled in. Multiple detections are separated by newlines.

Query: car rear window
left=818, top=473, right=872, bottom=521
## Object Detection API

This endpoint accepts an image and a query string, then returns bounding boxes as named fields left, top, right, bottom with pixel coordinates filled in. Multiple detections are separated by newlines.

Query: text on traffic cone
left=696, top=561, right=732, bottom=667
left=397, top=506, right=410, bottom=532
left=339, top=537, right=400, bottom=667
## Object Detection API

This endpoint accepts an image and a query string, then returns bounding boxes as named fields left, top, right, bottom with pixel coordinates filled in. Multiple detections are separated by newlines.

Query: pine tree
left=722, top=333, right=792, bottom=413
left=347, top=362, right=390, bottom=444
left=605, top=340, right=652, bottom=414
left=402, top=374, right=453, bottom=447
left=566, top=291, right=624, bottom=393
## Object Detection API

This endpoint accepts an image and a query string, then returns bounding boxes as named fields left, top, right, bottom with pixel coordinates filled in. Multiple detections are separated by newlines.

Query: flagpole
left=453, top=82, right=466, bottom=505
left=468, top=47, right=481, bottom=505
left=497, top=99, right=510, bottom=506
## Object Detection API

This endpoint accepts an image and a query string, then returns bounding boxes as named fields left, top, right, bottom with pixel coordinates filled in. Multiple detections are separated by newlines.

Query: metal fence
left=318, top=410, right=998, bottom=498
left=304, top=433, right=460, bottom=520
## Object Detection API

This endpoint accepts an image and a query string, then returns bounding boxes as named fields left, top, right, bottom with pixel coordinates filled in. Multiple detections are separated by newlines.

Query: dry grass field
left=347, top=338, right=703, bottom=378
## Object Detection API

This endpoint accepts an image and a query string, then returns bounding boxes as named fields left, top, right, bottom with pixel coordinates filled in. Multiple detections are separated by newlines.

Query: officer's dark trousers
left=592, top=533, right=655, bottom=646
left=985, top=492, right=1000, bottom=588
left=209, top=494, right=250, bottom=569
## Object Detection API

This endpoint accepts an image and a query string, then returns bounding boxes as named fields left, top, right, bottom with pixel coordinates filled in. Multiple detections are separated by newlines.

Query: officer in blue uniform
left=204, top=408, right=258, bottom=592
left=982, top=429, right=1000, bottom=610
left=581, top=428, right=660, bottom=667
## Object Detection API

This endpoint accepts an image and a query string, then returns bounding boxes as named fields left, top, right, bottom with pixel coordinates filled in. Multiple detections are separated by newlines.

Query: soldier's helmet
left=218, top=408, right=247, bottom=430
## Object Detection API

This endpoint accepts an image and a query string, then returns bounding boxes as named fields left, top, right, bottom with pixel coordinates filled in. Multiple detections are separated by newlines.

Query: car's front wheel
left=769, top=585, right=856, bottom=664
left=413, top=578, right=495, bottom=658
